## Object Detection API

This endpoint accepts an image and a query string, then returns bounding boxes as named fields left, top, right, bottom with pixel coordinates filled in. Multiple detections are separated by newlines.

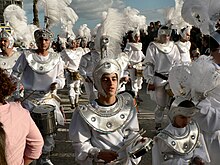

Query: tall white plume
left=3, top=4, right=38, bottom=48
left=94, top=8, right=126, bottom=59
left=123, top=6, right=147, bottom=33
left=78, top=24, right=91, bottom=41
left=181, top=0, right=220, bottom=35
left=163, top=0, right=192, bottom=33
left=39, top=0, right=78, bottom=34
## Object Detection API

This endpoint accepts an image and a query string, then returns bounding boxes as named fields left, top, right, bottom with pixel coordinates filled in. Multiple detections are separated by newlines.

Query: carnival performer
left=124, top=29, right=145, bottom=99
left=79, top=46, right=100, bottom=102
left=190, top=29, right=220, bottom=165
left=69, top=58, right=152, bottom=165
left=61, top=35, right=84, bottom=109
left=0, top=30, right=20, bottom=75
left=0, top=67, right=44, bottom=164
left=152, top=97, right=210, bottom=165
left=11, top=28, right=65, bottom=165
left=143, top=25, right=181, bottom=131
left=175, top=26, right=192, bottom=64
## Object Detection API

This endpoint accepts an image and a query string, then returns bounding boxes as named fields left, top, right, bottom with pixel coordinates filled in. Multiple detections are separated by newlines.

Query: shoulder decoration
left=79, top=92, right=134, bottom=133
left=0, top=51, right=20, bottom=70
left=157, top=120, right=199, bottom=155
left=25, top=50, right=60, bottom=73
left=151, top=41, right=175, bottom=54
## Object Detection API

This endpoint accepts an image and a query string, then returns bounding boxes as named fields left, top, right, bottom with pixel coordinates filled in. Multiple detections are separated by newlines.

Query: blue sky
left=23, top=0, right=175, bottom=33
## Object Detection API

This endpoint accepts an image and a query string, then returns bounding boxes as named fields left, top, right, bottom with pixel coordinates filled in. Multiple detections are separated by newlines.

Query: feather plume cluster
left=78, top=24, right=91, bottom=41
left=39, top=0, right=78, bottom=35
left=164, top=0, right=191, bottom=33
left=94, top=8, right=126, bottom=59
left=3, top=4, right=38, bottom=48
left=123, top=6, right=147, bottom=33
left=181, top=0, right=220, bottom=35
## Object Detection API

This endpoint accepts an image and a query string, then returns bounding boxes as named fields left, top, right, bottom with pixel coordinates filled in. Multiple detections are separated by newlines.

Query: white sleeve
left=69, top=108, right=96, bottom=164
left=193, top=133, right=211, bottom=164
left=194, top=98, right=220, bottom=132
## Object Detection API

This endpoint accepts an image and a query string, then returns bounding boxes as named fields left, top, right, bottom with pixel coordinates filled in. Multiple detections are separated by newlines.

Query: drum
left=129, top=138, right=153, bottom=159
left=69, top=71, right=82, bottom=81
left=164, top=83, right=174, bottom=97
left=135, top=69, right=143, bottom=77
left=31, top=104, right=57, bottom=135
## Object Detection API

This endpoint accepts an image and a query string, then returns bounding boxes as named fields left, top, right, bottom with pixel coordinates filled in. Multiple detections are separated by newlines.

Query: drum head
left=32, top=104, right=55, bottom=113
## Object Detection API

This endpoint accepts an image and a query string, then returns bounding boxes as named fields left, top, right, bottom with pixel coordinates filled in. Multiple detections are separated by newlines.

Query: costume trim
left=79, top=92, right=134, bottom=133
left=25, top=50, right=60, bottom=73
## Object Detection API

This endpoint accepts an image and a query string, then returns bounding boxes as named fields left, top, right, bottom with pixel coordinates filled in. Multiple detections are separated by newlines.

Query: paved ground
left=50, top=84, right=169, bottom=165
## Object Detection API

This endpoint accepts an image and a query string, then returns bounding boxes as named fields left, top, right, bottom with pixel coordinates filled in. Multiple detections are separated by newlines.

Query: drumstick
left=117, top=129, right=146, bottom=153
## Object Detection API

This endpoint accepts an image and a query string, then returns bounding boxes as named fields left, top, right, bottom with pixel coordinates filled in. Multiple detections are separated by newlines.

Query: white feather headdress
left=78, top=24, right=91, bottom=41
left=39, top=0, right=78, bottom=35
left=94, top=8, right=126, bottom=59
left=181, top=0, right=220, bottom=35
left=165, top=0, right=192, bottom=34
left=190, top=55, right=220, bottom=99
left=3, top=4, right=38, bottom=48
left=123, top=6, right=147, bottom=33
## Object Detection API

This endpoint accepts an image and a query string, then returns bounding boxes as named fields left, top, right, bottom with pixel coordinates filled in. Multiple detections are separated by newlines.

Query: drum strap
left=154, top=72, right=168, bottom=80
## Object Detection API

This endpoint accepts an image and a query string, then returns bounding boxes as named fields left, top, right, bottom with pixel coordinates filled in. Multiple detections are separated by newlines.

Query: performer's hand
left=120, top=76, right=129, bottom=83
left=147, top=84, right=155, bottom=91
left=192, top=157, right=205, bottom=165
left=50, top=82, right=58, bottom=91
left=97, top=150, right=118, bottom=163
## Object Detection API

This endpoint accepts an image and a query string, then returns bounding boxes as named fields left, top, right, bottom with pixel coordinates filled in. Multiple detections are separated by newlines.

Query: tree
left=33, top=0, right=39, bottom=27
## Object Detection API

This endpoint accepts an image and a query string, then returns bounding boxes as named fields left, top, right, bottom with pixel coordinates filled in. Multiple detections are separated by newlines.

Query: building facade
left=0, top=0, right=23, bottom=23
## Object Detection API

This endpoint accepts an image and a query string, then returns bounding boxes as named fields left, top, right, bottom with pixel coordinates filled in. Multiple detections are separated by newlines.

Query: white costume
left=61, top=47, right=84, bottom=107
left=175, top=41, right=191, bottom=64
left=0, top=51, right=20, bottom=74
left=69, top=93, right=142, bottom=165
left=69, top=58, right=152, bottom=165
left=12, top=49, right=65, bottom=124
left=152, top=122, right=210, bottom=165
left=152, top=97, right=210, bottom=165
left=12, top=28, right=65, bottom=165
left=79, top=50, right=101, bottom=101
left=143, top=31, right=181, bottom=126
left=190, top=55, right=220, bottom=165
left=124, top=42, right=145, bottom=96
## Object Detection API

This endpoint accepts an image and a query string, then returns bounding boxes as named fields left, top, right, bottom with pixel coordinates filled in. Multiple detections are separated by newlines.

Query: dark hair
left=0, top=68, right=16, bottom=103
left=209, top=30, right=220, bottom=51
left=178, top=100, right=195, bottom=108
left=0, top=122, right=7, bottom=165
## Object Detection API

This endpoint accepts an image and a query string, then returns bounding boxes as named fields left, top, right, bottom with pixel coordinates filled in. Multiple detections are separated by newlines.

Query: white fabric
left=175, top=41, right=191, bottom=64
left=152, top=123, right=210, bottom=165
left=143, top=41, right=181, bottom=123
left=193, top=97, right=220, bottom=165
left=143, top=41, right=181, bottom=86
left=0, top=51, right=21, bottom=75
left=12, top=51, right=65, bottom=91
left=79, top=50, right=100, bottom=101
left=61, top=48, right=84, bottom=72
left=69, top=99, right=141, bottom=165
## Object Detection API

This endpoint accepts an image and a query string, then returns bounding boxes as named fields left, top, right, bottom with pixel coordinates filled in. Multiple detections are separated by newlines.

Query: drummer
left=124, top=29, right=145, bottom=99
left=11, top=28, right=65, bottom=165
left=69, top=58, right=152, bottom=164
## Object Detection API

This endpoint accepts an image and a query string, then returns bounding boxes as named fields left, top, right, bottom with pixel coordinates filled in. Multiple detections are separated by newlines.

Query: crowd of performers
left=1, top=7, right=220, bottom=165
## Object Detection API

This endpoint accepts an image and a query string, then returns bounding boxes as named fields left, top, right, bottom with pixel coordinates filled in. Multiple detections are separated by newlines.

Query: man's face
left=0, top=38, right=10, bottom=51
left=173, top=115, right=191, bottom=128
left=211, top=46, right=220, bottom=64
left=159, top=34, right=170, bottom=44
left=36, top=38, right=51, bottom=51
left=101, top=73, right=118, bottom=97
